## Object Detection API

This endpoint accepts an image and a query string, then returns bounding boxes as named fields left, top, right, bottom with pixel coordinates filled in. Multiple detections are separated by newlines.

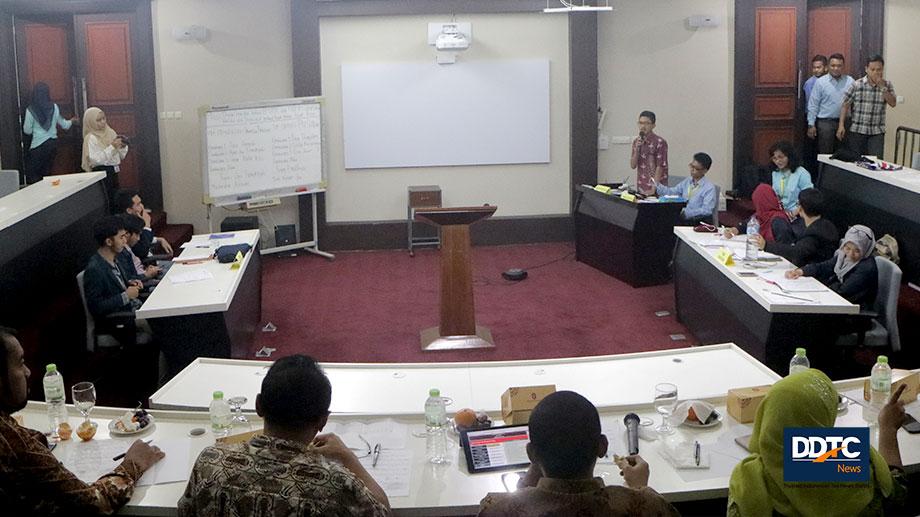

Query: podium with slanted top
left=414, top=205, right=497, bottom=351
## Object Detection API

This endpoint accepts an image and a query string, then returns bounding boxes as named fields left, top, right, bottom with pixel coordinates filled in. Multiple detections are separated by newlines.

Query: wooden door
left=74, top=12, right=141, bottom=189
left=14, top=15, right=83, bottom=176
left=808, top=1, right=860, bottom=77
left=735, top=0, right=808, bottom=176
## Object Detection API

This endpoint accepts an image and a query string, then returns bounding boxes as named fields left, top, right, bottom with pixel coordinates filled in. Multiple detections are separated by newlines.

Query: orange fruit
left=58, top=422, right=73, bottom=441
left=455, top=408, right=478, bottom=428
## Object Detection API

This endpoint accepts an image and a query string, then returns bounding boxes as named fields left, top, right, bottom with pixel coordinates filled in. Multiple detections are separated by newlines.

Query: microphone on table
left=624, top=413, right=640, bottom=456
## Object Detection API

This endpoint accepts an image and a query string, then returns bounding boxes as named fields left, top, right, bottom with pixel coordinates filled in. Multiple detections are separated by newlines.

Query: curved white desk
left=149, top=343, right=781, bottom=414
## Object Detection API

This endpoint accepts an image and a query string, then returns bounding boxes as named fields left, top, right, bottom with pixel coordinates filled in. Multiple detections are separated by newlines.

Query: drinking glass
left=227, top=396, right=251, bottom=432
left=72, top=382, right=96, bottom=421
left=654, top=383, right=678, bottom=435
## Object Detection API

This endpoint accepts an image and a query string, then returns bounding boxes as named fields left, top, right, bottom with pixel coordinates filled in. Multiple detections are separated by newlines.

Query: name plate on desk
left=619, top=191, right=636, bottom=202
left=714, top=248, right=734, bottom=266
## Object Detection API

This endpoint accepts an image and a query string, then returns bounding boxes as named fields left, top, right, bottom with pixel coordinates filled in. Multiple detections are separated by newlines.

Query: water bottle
left=789, top=348, right=810, bottom=376
left=864, top=356, right=892, bottom=424
left=43, top=364, right=68, bottom=441
left=209, top=391, right=232, bottom=437
left=424, top=388, right=449, bottom=464
left=745, top=216, right=760, bottom=261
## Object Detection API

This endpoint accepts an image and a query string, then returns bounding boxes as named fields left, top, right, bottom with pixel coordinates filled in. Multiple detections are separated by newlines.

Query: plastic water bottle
left=424, top=388, right=449, bottom=464
left=209, top=391, right=232, bottom=437
left=43, top=364, right=68, bottom=441
left=864, top=356, right=892, bottom=424
left=789, top=348, right=810, bottom=376
left=745, top=216, right=760, bottom=261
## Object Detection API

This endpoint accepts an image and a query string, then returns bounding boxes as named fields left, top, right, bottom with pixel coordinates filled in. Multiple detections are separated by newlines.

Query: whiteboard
left=341, top=60, right=550, bottom=169
left=202, top=98, right=326, bottom=207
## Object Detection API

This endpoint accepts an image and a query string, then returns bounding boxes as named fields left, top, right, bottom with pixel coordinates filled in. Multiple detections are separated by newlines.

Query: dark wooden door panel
left=809, top=4, right=856, bottom=76
left=14, top=17, right=81, bottom=175
left=754, top=94, right=797, bottom=121
left=83, top=20, right=133, bottom=105
left=755, top=8, right=798, bottom=88
left=75, top=13, right=140, bottom=188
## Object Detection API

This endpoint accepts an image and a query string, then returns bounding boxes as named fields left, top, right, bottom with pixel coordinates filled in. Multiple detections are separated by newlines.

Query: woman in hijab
left=786, top=224, right=878, bottom=309
left=728, top=369, right=908, bottom=517
left=21, top=82, right=79, bottom=184
left=82, top=106, right=128, bottom=199
left=723, top=184, right=791, bottom=243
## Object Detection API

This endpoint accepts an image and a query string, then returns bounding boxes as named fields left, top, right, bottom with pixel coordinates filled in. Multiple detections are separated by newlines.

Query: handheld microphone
left=624, top=413, right=640, bottom=456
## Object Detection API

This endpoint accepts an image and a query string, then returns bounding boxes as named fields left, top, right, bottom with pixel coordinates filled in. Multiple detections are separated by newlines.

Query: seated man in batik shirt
left=179, top=354, right=390, bottom=516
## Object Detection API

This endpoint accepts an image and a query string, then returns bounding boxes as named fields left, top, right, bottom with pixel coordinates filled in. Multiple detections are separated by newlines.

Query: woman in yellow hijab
left=82, top=106, right=128, bottom=200
left=728, top=369, right=908, bottom=516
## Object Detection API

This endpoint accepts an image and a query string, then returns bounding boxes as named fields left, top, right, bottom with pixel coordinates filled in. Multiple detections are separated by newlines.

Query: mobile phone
left=903, top=413, right=920, bottom=434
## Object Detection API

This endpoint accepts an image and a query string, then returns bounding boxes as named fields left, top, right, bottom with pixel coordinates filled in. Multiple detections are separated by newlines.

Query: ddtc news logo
left=783, top=428, right=870, bottom=482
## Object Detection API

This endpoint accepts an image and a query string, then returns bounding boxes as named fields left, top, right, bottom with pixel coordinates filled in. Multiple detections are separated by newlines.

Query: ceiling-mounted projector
left=435, top=24, right=470, bottom=51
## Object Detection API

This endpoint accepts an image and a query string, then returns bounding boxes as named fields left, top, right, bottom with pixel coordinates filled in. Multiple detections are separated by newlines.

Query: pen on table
left=113, top=439, right=151, bottom=461
left=372, top=443, right=381, bottom=467
left=694, top=440, right=700, bottom=467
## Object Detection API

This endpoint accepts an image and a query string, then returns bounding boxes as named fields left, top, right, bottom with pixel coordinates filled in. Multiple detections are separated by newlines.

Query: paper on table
left=60, top=439, right=126, bottom=484
left=666, top=428, right=751, bottom=483
left=325, top=420, right=409, bottom=450
left=137, top=438, right=192, bottom=486
left=358, top=448, right=412, bottom=498
left=597, top=420, right=628, bottom=464
left=169, top=269, right=214, bottom=284
left=760, top=289, right=816, bottom=305
left=173, top=248, right=215, bottom=262
left=758, top=270, right=828, bottom=292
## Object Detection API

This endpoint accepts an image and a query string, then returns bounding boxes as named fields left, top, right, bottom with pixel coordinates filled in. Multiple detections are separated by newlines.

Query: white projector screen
left=341, top=60, right=550, bottom=169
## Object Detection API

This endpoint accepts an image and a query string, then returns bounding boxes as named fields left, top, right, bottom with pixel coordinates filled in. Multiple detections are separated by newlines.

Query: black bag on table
left=216, top=243, right=252, bottom=263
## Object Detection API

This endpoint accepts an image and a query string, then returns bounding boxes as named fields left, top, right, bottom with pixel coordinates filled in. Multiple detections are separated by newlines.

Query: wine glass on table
left=228, top=396, right=251, bottom=432
left=72, top=382, right=96, bottom=422
left=654, top=383, right=678, bottom=436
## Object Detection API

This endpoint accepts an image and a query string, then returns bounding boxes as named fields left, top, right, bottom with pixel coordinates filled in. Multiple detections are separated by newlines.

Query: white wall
left=319, top=14, right=570, bottom=222
left=597, top=0, right=734, bottom=191
left=884, top=0, right=920, bottom=163
left=151, top=0, right=298, bottom=237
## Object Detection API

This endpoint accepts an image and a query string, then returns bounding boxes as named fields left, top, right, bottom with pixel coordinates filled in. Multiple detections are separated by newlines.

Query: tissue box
left=863, top=370, right=919, bottom=403
left=727, top=385, right=771, bottom=424
left=501, top=384, right=556, bottom=425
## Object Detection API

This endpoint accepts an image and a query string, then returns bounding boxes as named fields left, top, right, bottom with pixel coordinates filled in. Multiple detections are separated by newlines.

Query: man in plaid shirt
left=837, top=54, right=897, bottom=157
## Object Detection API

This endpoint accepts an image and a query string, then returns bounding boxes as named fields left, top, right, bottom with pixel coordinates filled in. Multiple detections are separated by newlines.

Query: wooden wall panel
left=84, top=21, right=133, bottom=105
left=103, top=111, right=137, bottom=186
left=754, top=94, right=796, bottom=121
left=809, top=7, right=853, bottom=75
left=755, top=7, right=797, bottom=88
left=753, top=127, right=794, bottom=166
left=23, top=24, right=71, bottom=103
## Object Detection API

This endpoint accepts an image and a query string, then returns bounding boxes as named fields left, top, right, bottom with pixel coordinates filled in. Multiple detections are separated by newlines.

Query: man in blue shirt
left=653, top=152, right=717, bottom=226
left=807, top=53, right=854, bottom=155
left=802, top=55, right=827, bottom=173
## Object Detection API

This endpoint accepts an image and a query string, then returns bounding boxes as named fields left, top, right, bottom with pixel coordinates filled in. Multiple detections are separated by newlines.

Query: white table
left=150, top=343, right=781, bottom=414
left=15, top=374, right=920, bottom=516
left=817, top=154, right=920, bottom=283
left=136, top=230, right=262, bottom=375
left=673, top=227, right=860, bottom=375
left=0, top=172, right=105, bottom=231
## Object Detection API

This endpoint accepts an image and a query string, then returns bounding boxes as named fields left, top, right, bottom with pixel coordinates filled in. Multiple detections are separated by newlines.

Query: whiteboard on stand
left=201, top=97, right=326, bottom=207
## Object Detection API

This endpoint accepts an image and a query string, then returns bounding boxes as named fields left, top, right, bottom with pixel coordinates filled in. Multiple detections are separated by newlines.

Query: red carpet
left=252, top=242, right=697, bottom=363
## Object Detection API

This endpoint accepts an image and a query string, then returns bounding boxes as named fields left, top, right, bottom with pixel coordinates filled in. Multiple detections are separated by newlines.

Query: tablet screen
left=462, top=424, right=531, bottom=474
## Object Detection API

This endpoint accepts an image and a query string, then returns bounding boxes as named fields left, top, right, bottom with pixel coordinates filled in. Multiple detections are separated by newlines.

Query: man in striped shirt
left=837, top=54, right=897, bottom=158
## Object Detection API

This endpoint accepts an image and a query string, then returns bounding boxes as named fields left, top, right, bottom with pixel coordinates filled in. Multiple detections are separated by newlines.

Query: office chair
left=836, top=256, right=902, bottom=351
left=76, top=270, right=142, bottom=352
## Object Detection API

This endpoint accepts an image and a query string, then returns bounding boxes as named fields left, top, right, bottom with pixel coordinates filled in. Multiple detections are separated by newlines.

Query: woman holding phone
left=82, top=106, right=128, bottom=201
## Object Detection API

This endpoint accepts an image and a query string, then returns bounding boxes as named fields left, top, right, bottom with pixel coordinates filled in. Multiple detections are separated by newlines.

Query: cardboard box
left=501, top=384, right=556, bottom=425
left=727, top=385, right=771, bottom=424
left=863, top=369, right=919, bottom=403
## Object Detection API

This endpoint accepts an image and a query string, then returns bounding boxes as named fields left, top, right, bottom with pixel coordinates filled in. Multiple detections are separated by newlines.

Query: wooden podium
left=414, top=205, right=497, bottom=351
